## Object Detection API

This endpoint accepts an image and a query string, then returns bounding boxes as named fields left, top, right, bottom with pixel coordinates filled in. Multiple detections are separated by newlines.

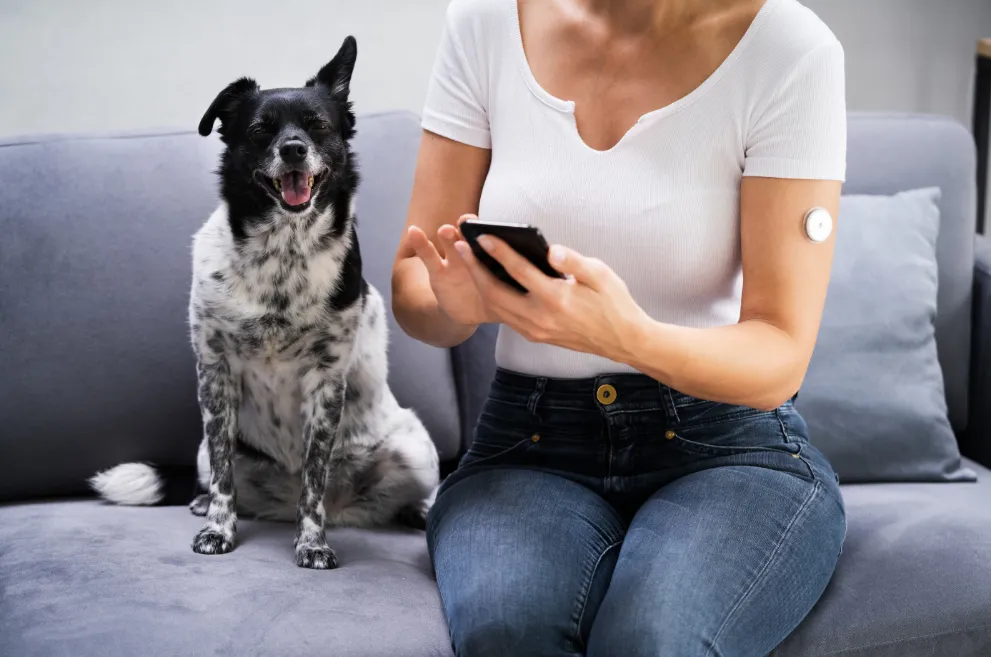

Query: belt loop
left=527, top=377, right=547, bottom=415
left=660, top=383, right=680, bottom=424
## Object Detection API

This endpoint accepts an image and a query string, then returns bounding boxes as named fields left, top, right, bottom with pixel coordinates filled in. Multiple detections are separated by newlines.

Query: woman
left=392, top=0, right=846, bottom=654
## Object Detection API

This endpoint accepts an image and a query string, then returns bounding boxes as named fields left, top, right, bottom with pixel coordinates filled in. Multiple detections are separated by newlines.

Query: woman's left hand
left=452, top=234, right=650, bottom=362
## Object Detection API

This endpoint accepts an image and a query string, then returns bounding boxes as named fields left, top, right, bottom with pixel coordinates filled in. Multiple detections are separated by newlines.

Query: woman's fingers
left=436, top=224, right=463, bottom=261
left=407, top=226, right=444, bottom=275
left=475, top=235, right=556, bottom=297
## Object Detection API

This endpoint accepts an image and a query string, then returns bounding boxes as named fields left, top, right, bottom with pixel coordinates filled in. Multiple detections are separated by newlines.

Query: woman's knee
left=428, top=469, right=624, bottom=657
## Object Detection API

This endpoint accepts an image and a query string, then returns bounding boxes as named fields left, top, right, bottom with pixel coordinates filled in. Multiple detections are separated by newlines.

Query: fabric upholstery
left=0, top=112, right=461, bottom=503
left=3, top=463, right=990, bottom=656
left=796, top=188, right=972, bottom=483
left=772, top=461, right=991, bottom=657
left=0, top=502, right=453, bottom=657
left=842, top=113, right=976, bottom=431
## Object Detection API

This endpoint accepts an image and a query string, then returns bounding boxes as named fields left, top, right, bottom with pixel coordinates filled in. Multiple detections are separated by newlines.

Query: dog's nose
left=279, top=139, right=308, bottom=165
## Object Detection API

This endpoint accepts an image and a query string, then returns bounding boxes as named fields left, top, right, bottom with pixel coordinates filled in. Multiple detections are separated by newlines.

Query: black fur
left=199, top=37, right=360, bottom=242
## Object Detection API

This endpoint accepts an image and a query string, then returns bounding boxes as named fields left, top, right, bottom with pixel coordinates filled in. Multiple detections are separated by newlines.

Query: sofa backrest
left=0, top=112, right=462, bottom=503
left=0, top=111, right=977, bottom=502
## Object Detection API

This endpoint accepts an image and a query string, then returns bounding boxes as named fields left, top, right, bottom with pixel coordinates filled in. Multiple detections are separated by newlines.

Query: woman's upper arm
left=738, top=177, right=841, bottom=363
left=395, top=130, right=490, bottom=264
left=394, top=0, right=492, bottom=265
left=739, top=36, right=846, bottom=368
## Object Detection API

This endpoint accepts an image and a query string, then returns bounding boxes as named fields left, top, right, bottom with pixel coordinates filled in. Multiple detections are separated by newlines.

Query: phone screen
left=459, top=221, right=564, bottom=293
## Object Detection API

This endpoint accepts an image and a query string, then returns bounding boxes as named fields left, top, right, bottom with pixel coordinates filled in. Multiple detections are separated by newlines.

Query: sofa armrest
left=966, top=233, right=991, bottom=466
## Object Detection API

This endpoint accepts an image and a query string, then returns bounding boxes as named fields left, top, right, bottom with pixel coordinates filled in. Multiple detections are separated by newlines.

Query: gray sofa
left=1, top=111, right=990, bottom=657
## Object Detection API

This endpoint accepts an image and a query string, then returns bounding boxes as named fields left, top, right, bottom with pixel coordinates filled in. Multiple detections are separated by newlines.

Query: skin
left=392, top=0, right=842, bottom=411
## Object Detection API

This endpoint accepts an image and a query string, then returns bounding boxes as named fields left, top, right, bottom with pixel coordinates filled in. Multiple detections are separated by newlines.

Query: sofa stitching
left=808, top=621, right=991, bottom=656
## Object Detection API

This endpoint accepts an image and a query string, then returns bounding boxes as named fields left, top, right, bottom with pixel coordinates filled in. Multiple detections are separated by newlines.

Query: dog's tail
left=89, top=463, right=198, bottom=506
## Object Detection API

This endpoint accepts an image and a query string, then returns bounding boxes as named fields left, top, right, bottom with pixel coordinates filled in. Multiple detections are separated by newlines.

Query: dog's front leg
left=191, top=356, right=241, bottom=555
left=294, top=365, right=347, bottom=569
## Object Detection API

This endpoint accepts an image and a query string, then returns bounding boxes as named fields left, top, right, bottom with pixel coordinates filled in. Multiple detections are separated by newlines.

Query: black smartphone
left=459, top=220, right=565, bottom=293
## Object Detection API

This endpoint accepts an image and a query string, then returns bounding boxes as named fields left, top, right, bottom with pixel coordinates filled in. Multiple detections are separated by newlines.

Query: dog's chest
left=205, top=233, right=348, bottom=360
left=237, top=357, right=306, bottom=468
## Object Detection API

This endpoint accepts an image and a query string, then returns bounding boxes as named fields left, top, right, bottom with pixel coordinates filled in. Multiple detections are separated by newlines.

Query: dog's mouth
left=258, top=169, right=328, bottom=208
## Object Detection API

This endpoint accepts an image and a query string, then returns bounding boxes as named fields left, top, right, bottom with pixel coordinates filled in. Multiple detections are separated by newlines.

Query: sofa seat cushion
left=0, top=502, right=454, bottom=657
left=3, top=464, right=991, bottom=657
left=775, top=459, right=991, bottom=657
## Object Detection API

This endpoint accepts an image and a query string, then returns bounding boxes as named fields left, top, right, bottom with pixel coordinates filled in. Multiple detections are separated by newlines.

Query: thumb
left=548, top=245, right=608, bottom=290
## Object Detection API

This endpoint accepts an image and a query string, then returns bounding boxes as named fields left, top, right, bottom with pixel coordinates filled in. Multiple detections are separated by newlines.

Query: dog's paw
left=395, top=502, right=429, bottom=531
left=295, top=543, right=338, bottom=570
left=192, top=528, right=234, bottom=555
left=188, top=494, right=210, bottom=517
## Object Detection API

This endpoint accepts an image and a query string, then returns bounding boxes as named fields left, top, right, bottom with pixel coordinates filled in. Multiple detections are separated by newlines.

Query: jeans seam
left=572, top=540, right=622, bottom=652
left=708, top=480, right=823, bottom=656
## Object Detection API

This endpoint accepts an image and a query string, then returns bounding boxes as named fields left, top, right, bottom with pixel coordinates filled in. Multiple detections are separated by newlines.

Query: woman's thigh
left=587, top=464, right=846, bottom=657
left=428, top=468, right=624, bottom=657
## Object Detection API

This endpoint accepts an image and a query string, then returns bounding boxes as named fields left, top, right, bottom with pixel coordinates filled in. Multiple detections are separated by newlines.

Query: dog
left=90, top=36, right=440, bottom=570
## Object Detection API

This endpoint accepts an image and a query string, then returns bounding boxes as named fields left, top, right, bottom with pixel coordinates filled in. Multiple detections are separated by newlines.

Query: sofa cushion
left=773, top=461, right=991, bottom=657
left=796, top=188, right=972, bottom=483
left=0, top=111, right=461, bottom=503
left=842, top=114, right=976, bottom=431
left=4, top=467, right=990, bottom=657
left=0, top=502, right=454, bottom=657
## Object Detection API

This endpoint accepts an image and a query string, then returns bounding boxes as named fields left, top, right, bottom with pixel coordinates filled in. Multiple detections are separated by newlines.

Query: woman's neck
left=578, top=0, right=746, bottom=36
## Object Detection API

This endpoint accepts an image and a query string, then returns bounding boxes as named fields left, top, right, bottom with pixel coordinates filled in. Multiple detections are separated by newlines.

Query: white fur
left=89, top=463, right=163, bottom=506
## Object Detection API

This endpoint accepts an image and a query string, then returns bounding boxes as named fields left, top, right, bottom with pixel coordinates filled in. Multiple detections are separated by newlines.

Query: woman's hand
left=406, top=216, right=497, bottom=328
left=451, top=234, right=651, bottom=362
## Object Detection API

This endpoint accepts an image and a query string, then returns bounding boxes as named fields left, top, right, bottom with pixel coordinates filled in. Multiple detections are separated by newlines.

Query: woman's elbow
left=750, top=364, right=807, bottom=411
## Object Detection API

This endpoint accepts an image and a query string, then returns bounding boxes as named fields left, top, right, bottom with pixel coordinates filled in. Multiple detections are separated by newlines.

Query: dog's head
left=199, top=37, right=358, bottom=227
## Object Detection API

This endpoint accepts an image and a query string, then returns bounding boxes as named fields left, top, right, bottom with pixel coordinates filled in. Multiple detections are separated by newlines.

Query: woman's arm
left=620, top=177, right=841, bottom=410
left=449, top=176, right=841, bottom=411
left=391, top=130, right=491, bottom=348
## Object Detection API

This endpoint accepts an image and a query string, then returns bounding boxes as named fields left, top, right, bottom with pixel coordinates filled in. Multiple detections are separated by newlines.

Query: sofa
left=1, top=111, right=990, bottom=657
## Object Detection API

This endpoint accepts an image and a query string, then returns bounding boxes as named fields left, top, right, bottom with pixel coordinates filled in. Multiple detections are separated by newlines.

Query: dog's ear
left=198, top=77, right=259, bottom=137
left=306, top=36, right=357, bottom=99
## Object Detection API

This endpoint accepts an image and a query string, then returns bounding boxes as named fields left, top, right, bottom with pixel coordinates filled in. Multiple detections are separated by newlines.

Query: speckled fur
left=92, top=38, right=438, bottom=570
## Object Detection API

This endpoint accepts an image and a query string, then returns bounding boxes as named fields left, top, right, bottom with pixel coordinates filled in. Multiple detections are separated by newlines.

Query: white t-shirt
left=422, top=0, right=846, bottom=379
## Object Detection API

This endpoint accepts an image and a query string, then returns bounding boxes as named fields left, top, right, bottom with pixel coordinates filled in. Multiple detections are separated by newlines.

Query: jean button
left=596, top=384, right=617, bottom=405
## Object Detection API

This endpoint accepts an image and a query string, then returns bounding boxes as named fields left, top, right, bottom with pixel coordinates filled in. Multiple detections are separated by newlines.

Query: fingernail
left=454, top=241, right=470, bottom=256
left=548, top=245, right=565, bottom=266
left=477, top=236, right=493, bottom=252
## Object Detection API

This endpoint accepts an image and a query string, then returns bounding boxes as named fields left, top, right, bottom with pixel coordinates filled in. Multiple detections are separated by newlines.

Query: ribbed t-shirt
left=422, top=0, right=847, bottom=379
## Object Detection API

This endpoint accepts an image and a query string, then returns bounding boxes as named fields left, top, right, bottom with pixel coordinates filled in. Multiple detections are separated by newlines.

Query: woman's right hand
left=406, top=215, right=495, bottom=328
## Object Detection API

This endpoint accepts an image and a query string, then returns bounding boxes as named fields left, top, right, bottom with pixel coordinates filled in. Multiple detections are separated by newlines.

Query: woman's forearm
left=391, top=258, right=478, bottom=349
left=618, top=318, right=808, bottom=411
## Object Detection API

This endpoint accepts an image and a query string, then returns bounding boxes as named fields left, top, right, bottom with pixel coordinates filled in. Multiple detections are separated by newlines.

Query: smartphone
left=459, top=220, right=565, bottom=293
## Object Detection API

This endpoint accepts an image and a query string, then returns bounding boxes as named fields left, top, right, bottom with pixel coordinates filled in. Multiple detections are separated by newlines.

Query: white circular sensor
left=804, top=207, right=833, bottom=243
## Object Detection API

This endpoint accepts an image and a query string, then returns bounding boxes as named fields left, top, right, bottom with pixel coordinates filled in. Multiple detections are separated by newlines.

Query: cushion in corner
left=796, top=187, right=974, bottom=483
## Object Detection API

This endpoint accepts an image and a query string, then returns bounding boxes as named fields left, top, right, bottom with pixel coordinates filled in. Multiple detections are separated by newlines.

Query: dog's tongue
left=280, top=172, right=311, bottom=206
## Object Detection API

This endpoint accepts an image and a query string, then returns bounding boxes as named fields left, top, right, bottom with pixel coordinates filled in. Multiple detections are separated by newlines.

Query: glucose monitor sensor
left=803, top=207, right=833, bottom=243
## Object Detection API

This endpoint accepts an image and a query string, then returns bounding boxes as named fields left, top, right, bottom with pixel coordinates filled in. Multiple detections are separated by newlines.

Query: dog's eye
left=308, top=121, right=332, bottom=136
left=248, top=126, right=274, bottom=146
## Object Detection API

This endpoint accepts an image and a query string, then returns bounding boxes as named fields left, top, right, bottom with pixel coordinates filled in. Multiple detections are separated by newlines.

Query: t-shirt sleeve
left=421, top=2, right=491, bottom=149
left=744, top=41, right=846, bottom=181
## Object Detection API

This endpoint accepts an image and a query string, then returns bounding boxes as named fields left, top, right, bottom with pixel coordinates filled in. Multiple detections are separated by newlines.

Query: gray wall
left=0, top=0, right=989, bottom=134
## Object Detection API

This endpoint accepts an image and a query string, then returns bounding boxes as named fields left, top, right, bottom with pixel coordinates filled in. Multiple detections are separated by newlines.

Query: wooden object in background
left=975, top=38, right=990, bottom=234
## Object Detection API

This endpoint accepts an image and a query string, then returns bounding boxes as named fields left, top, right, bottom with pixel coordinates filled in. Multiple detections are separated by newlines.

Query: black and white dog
left=91, top=37, right=439, bottom=569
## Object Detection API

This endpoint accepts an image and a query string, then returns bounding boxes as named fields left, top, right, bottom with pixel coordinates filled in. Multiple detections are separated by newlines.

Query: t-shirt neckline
left=509, top=0, right=782, bottom=153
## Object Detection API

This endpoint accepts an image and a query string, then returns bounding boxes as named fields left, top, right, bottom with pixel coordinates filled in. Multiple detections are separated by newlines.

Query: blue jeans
left=427, top=370, right=846, bottom=657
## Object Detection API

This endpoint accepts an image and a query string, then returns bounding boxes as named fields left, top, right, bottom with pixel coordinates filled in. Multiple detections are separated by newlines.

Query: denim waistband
left=492, top=368, right=796, bottom=418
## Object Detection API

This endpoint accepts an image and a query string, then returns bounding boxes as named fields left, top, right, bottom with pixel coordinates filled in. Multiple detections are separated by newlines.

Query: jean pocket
left=673, top=399, right=776, bottom=428
left=459, top=412, right=536, bottom=469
